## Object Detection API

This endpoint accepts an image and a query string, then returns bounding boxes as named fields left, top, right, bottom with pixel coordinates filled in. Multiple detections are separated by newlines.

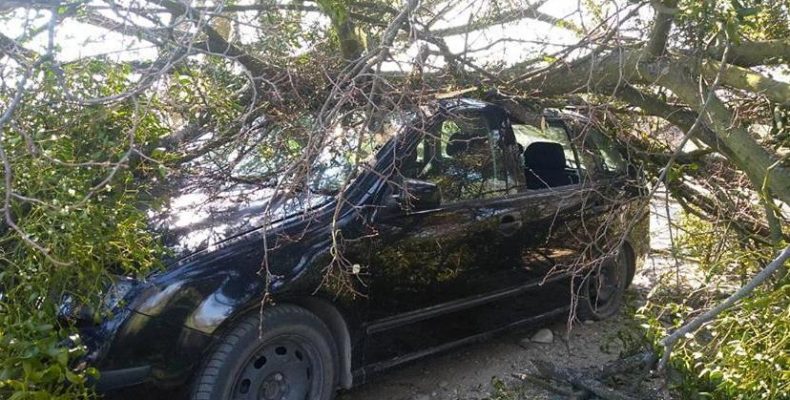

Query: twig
left=532, top=359, right=640, bottom=400
left=511, top=372, right=581, bottom=397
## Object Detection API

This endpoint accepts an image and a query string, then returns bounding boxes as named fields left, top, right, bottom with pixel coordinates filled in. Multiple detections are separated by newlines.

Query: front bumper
left=79, top=308, right=214, bottom=392
left=95, top=365, right=152, bottom=392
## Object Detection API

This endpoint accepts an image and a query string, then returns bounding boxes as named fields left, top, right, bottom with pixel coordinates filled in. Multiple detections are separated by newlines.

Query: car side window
left=512, top=119, right=582, bottom=189
left=571, top=123, right=627, bottom=175
left=410, top=112, right=514, bottom=203
left=588, top=128, right=626, bottom=174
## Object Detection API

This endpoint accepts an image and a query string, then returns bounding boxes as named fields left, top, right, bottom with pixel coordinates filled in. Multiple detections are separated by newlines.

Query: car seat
left=524, top=141, right=572, bottom=189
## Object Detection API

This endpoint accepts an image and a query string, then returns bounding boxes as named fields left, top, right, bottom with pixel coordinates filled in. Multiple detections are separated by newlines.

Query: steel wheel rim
left=232, top=335, right=321, bottom=400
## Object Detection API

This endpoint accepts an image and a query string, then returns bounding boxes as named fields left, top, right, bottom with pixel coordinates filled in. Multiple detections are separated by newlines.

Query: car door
left=360, top=108, right=591, bottom=367
left=512, top=113, right=640, bottom=283
left=364, top=107, right=523, bottom=321
left=564, top=117, right=636, bottom=255
left=472, top=113, right=591, bottom=312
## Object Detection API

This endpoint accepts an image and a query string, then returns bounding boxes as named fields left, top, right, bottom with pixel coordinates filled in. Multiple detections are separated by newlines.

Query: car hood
left=148, top=184, right=331, bottom=263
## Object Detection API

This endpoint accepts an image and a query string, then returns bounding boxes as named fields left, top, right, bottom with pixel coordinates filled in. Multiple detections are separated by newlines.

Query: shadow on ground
left=340, top=294, right=656, bottom=400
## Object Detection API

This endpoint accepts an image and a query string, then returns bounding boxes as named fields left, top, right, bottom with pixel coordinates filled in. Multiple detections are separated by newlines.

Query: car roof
left=437, top=98, right=507, bottom=115
left=439, top=98, right=591, bottom=124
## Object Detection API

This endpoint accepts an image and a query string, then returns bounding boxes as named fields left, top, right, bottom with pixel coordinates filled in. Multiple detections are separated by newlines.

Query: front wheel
left=577, top=248, right=628, bottom=321
left=192, top=304, right=339, bottom=400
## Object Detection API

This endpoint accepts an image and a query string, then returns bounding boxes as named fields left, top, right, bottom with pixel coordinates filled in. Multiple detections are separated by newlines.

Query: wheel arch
left=288, top=297, right=354, bottom=390
left=208, top=297, right=355, bottom=390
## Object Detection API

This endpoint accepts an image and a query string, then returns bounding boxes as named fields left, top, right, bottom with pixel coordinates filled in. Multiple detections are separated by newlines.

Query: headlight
left=101, top=276, right=138, bottom=312
left=57, top=276, right=139, bottom=324
left=57, top=294, right=94, bottom=323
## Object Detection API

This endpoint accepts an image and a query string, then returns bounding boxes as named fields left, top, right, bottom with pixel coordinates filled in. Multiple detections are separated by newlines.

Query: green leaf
left=65, top=369, right=84, bottom=384
left=542, top=55, right=558, bottom=64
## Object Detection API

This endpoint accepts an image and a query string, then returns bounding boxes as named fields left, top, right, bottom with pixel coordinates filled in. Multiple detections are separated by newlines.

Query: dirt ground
left=340, top=196, right=681, bottom=400
left=339, top=277, right=664, bottom=400
left=339, top=311, right=644, bottom=400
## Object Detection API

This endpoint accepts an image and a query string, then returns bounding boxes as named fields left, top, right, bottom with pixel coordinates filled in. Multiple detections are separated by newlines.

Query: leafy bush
left=0, top=62, right=165, bottom=399
left=638, top=213, right=788, bottom=399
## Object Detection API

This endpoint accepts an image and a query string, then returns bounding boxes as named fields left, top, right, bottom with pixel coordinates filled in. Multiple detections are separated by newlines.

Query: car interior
left=399, top=113, right=586, bottom=197
left=523, top=141, right=580, bottom=189
left=512, top=119, right=582, bottom=190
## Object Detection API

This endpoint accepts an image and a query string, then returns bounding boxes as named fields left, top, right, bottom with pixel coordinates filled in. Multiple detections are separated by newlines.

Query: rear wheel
left=192, top=304, right=338, bottom=400
left=577, top=248, right=629, bottom=320
left=623, top=243, right=637, bottom=289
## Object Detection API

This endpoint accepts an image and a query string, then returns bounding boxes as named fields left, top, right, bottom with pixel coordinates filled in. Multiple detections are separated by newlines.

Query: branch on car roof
left=509, top=54, right=790, bottom=207
left=495, top=4, right=790, bottom=206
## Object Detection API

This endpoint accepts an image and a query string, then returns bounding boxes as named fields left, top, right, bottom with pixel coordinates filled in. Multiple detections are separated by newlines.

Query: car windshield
left=290, top=114, right=412, bottom=195
left=306, top=134, right=375, bottom=195
left=156, top=111, right=413, bottom=213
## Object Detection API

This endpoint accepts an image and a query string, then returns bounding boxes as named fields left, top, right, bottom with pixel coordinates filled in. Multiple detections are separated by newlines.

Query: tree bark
left=645, top=0, right=678, bottom=58
left=707, top=38, right=790, bottom=67
left=702, top=61, right=790, bottom=105
left=649, top=65, right=790, bottom=205
left=511, top=50, right=790, bottom=205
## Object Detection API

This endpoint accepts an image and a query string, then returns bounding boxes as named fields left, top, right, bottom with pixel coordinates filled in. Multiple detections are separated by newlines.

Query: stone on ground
left=530, top=328, right=554, bottom=344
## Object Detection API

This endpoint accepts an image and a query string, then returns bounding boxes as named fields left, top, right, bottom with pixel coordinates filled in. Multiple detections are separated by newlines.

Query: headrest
left=524, top=141, right=566, bottom=170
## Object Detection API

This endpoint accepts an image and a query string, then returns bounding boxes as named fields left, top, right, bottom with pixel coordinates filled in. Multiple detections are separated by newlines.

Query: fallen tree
left=511, top=244, right=790, bottom=399
left=0, top=0, right=788, bottom=397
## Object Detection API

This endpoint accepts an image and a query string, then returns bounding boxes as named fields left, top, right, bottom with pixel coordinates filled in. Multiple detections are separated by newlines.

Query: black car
left=64, top=99, right=648, bottom=400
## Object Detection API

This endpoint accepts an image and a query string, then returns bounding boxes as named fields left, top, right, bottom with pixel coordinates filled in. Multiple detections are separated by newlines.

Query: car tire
left=623, top=244, right=637, bottom=289
left=191, top=304, right=339, bottom=400
left=577, top=248, right=628, bottom=321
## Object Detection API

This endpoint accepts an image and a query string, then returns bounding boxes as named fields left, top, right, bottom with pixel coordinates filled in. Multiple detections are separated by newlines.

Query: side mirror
left=392, top=179, right=441, bottom=211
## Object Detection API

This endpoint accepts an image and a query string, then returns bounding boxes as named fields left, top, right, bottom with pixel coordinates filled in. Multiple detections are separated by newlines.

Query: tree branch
left=510, top=47, right=790, bottom=205
left=645, top=0, right=678, bottom=58
left=653, top=63, right=790, bottom=205
left=707, top=38, right=790, bottom=67
left=0, top=32, right=39, bottom=64
left=432, top=0, right=582, bottom=37
left=75, top=10, right=167, bottom=46
left=702, top=60, right=790, bottom=105
left=658, top=245, right=790, bottom=370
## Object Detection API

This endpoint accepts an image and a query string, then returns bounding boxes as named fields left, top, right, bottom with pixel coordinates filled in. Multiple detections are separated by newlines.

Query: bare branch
left=432, top=0, right=582, bottom=37
left=658, top=245, right=790, bottom=369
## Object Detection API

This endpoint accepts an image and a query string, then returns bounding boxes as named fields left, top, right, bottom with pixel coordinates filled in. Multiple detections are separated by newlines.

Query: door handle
left=498, top=214, right=522, bottom=236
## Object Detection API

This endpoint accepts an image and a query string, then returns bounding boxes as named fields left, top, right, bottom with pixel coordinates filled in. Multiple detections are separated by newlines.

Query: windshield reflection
left=148, top=112, right=412, bottom=261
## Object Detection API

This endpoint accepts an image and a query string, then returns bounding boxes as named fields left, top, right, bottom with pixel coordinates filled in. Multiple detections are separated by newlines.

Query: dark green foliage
left=0, top=61, right=166, bottom=399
